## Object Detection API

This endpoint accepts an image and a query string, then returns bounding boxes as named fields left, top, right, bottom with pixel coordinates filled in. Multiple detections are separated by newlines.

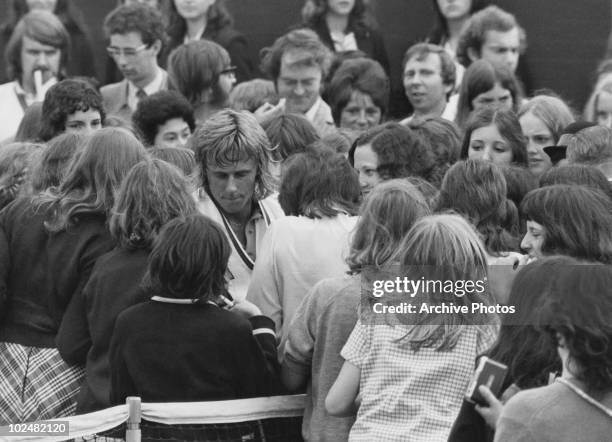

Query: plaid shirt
left=342, top=321, right=497, bottom=442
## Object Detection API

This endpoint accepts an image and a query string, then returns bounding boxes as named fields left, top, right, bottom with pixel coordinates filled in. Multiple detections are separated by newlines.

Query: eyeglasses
left=106, top=44, right=149, bottom=58
left=220, top=66, right=237, bottom=76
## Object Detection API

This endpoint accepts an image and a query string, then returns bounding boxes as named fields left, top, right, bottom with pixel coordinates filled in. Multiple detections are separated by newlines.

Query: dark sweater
left=306, top=17, right=390, bottom=73
left=110, top=301, right=282, bottom=404
left=0, top=198, right=113, bottom=347
left=56, top=247, right=149, bottom=413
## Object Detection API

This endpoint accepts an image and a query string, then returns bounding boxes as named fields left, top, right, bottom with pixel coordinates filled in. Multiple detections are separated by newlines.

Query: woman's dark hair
left=29, top=133, right=84, bottom=193
left=538, top=258, right=612, bottom=394
left=110, top=159, right=197, bottom=251
left=301, top=0, right=372, bottom=33
left=460, top=108, right=528, bottom=167
left=325, top=57, right=389, bottom=126
left=427, top=0, right=490, bottom=45
left=132, top=90, right=195, bottom=147
left=143, top=213, right=231, bottom=301
left=539, top=164, right=612, bottom=201
left=521, top=185, right=612, bottom=263
left=365, top=123, right=440, bottom=185
left=42, top=127, right=148, bottom=231
left=408, top=117, right=462, bottom=185
left=500, top=164, right=539, bottom=209
left=167, top=0, right=233, bottom=49
left=486, top=257, right=564, bottom=389
left=262, top=113, right=320, bottom=161
left=455, top=59, right=522, bottom=129
left=279, top=148, right=360, bottom=218
left=39, top=79, right=106, bottom=142
left=436, top=160, right=519, bottom=254
left=168, top=39, right=231, bottom=108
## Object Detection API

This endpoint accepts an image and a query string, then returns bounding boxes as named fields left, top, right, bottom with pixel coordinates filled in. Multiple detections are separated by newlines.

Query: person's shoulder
left=503, top=382, right=568, bottom=420
left=214, top=25, right=245, bottom=46
left=100, top=80, right=126, bottom=97
left=0, top=80, right=16, bottom=92
left=259, top=193, right=284, bottom=219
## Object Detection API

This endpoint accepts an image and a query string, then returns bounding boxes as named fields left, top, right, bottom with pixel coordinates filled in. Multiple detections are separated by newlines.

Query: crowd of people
left=0, top=0, right=611, bottom=441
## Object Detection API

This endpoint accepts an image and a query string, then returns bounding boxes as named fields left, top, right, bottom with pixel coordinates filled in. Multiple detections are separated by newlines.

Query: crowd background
left=0, top=0, right=607, bottom=114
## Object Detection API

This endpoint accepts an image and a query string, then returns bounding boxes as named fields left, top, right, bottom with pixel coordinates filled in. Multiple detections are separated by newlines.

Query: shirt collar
left=13, top=80, right=41, bottom=107
left=127, top=67, right=164, bottom=107
left=304, top=96, right=323, bottom=122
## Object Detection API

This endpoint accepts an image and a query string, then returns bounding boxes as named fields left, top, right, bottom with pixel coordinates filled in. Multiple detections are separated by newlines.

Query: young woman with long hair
left=301, top=0, right=389, bottom=73
left=326, top=214, right=498, bottom=441
left=0, top=128, right=146, bottom=423
left=282, top=179, right=430, bottom=442
left=56, top=159, right=197, bottom=413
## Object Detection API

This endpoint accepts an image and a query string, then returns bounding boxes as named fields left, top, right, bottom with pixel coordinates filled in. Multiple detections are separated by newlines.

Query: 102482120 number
left=0, top=421, right=69, bottom=436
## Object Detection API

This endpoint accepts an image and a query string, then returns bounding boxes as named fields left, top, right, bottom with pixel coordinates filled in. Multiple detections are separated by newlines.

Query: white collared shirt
left=330, top=31, right=358, bottom=52
left=127, top=67, right=165, bottom=110
left=304, top=96, right=323, bottom=123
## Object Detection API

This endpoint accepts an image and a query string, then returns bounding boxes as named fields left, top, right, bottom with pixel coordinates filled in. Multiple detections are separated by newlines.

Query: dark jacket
left=162, top=25, right=257, bottom=84
left=306, top=17, right=390, bottom=73
left=57, top=247, right=149, bottom=413
left=110, top=301, right=282, bottom=404
left=0, top=197, right=114, bottom=348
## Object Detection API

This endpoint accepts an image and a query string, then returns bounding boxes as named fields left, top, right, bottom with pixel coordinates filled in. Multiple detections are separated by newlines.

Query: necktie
left=136, top=88, right=147, bottom=100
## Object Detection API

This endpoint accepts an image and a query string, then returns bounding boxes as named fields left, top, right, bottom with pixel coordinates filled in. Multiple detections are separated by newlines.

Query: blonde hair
left=347, top=179, right=430, bottom=272
left=396, top=214, right=494, bottom=351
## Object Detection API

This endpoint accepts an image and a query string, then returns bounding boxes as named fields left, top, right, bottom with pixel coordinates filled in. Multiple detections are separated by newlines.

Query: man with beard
left=0, top=10, right=69, bottom=141
left=101, top=3, right=168, bottom=121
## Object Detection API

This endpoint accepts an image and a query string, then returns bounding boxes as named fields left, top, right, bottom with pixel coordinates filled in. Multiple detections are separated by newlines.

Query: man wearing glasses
left=101, top=3, right=169, bottom=121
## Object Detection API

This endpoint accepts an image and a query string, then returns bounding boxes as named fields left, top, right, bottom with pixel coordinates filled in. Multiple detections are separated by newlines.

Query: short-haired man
left=0, top=11, right=69, bottom=141
left=400, top=43, right=456, bottom=124
left=102, top=3, right=168, bottom=120
left=456, top=5, right=526, bottom=73
left=261, top=28, right=336, bottom=137
left=132, top=90, right=195, bottom=149
left=189, top=109, right=284, bottom=301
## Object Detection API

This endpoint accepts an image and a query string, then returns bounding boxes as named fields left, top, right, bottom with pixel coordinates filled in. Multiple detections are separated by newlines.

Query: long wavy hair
left=109, top=159, right=197, bottom=251
left=460, top=107, right=529, bottom=167
left=436, top=160, right=520, bottom=255
left=42, top=127, right=148, bottom=232
left=396, top=214, right=493, bottom=351
left=347, top=179, right=430, bottom=273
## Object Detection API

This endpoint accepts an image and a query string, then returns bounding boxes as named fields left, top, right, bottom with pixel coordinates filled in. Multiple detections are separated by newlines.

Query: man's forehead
left=280, top=50, right=321, bottom=71
left=207, top=157, right=257, bottom=172
left=22, top=35, right=59, bottom=51
left=483, top=27, right=520, bottom=47
left=405, top=52, right=442, bottom=71
left=110, top=31, right=145, bottom=46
